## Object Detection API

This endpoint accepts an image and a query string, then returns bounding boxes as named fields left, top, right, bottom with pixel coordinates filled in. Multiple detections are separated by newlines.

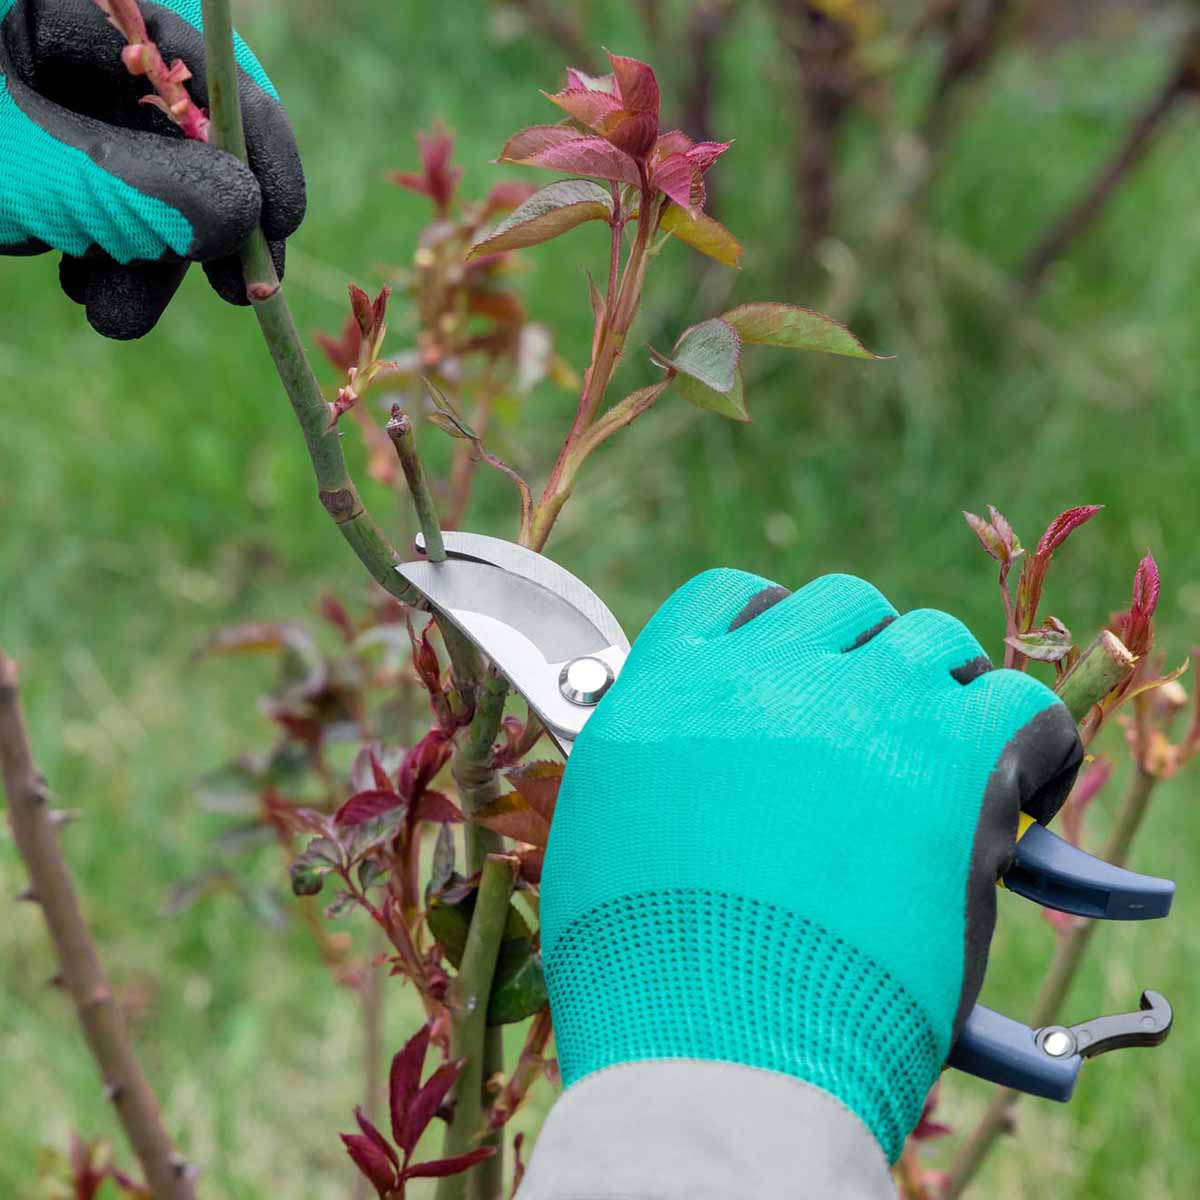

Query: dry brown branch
left=1, top=651, right=195, bottom=1199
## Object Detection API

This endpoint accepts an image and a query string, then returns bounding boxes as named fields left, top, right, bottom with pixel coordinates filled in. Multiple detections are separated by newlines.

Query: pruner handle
left=949, top=991, right=1173, bottom=1100
left=1002, top=815, right=1174, bottom=920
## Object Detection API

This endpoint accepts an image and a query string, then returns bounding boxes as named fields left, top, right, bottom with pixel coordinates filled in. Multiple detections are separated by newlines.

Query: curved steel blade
left=398, top=534, right=628, bottom=755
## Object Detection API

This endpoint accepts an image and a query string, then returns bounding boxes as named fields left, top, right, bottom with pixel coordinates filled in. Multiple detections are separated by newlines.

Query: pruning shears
left=398, top=531, right=1175, bottom=1101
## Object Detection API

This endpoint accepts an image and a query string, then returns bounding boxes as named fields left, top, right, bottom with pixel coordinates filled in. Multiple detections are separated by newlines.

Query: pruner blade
left=397, top=532, right=629, bottom=756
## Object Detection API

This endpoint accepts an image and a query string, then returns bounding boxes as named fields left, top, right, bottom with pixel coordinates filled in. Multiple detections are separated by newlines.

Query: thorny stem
left=529, top=183, right=661, bottom=550
left=0, top=652, right=195, bottom=1200
left=198, top=12, right=575, bottom=1198
left=199, top=0, right=484, bottom=702
left=202, top=11, right=504, bottom=1182
left=436, top=854, right=519, bottom=1200
left=448, top=671, right=511, bottom=1198
left=942, top=769, right=1160, bottom=1197
left=386, top=409, right=446, bottom=563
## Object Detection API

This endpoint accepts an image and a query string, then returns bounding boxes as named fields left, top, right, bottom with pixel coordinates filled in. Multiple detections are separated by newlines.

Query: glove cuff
left=545, top=887, right=941, bottom=1161
left=518, top=1059, right=893, bottom=1199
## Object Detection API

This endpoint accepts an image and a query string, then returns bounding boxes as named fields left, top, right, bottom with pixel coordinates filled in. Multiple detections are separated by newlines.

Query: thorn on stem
left=48, top=808, right=77, bottom=829
left=48, top=972, right=65, bottom=989
left=16, top=886, right=38, bottom=903
left=82, top=984, right=114, bottom=1010
left=103, top=1081, right=125, bottom=1104
left=246, top=280, right=280, bottom=302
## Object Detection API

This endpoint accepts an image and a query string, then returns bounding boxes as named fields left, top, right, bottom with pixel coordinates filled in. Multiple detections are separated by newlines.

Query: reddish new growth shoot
left=477, top=49, right=878, bottom=547
left=1115, top=551, right=1160, bottom=659
left=964, top=504, right=1102, bottom=670
left=518, top=54, right=732, bottom=214
left=93, top=0, right=210, bottom=141
left=390, top=123, right=463, bottom=217
left=341, top=1023, right=494, bottom=1199
left=324, top=284, right=394, bottom=429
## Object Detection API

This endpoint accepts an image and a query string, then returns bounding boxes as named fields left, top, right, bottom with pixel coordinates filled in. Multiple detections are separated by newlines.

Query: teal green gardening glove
left=540, top=570, right=1083, bottom=1163
left=0, top=0, right=305, bottom=338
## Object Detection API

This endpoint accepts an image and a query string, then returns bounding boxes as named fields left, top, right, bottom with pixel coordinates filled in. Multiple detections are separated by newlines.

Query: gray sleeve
left=516, top=1060, right=895, bottom=1200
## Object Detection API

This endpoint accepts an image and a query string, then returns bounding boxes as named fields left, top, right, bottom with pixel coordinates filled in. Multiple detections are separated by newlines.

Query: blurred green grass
left=2, top=1, right=1199, bottom=1196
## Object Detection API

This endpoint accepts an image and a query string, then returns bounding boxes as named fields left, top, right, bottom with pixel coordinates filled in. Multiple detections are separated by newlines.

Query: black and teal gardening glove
left=526, top=571, right=1083, bottom=1198
left=0, top=0, right=304, bottom=338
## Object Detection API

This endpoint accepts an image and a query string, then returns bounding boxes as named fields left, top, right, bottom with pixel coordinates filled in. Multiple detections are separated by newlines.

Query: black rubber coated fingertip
left=60, top=255, right=189, bottom=340
left=241, top=89, right=307, bottom=241
left=728, top=586, right=792, bottom=631
left=951, top=655, right=994, bottom=685
left=202, top=255, right=248, bottom=306
left=1021, top=703, right=1085, bottom=825
left=202, top=239, right=285, bottom=307
left=844, top=615, right=897, bottom=652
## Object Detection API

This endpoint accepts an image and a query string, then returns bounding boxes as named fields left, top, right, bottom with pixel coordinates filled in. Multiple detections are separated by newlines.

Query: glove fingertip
left=203, top=239, right=285, bottom=307
left=240, top=86, right=306, bottom=242
left=60, top=255, right=189, bottom=340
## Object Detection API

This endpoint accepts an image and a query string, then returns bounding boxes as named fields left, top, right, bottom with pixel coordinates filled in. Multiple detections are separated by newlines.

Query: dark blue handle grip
left=949, top=1004, right=1080, bottom=1101
left=1004, top=821, right=1174, bottom=919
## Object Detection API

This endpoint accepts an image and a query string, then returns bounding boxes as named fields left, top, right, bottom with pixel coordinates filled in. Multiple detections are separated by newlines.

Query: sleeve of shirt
left=516, top=1060, right=896, bottom=1200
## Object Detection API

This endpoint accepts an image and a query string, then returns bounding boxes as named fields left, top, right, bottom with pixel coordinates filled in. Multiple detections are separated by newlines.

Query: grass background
left=2, top=0, right=1199, bottom=1195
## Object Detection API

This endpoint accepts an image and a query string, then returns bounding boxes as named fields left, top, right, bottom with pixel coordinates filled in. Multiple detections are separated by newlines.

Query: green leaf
left=721, top=303, right=884, bottom=360
left=1004, top=625, right=1074, bottom=663
left=663, top=318, right=740, bottom=393
left=651, top=319, right=747, bottom=421
left=426, top=895, right=470, bottom=966
left=488, top=951, right=548, bottom=1025
left=426, top=891, right=534, bottom=970
left=290, top=837, right=342, bottom=896
left=423, top=377, right=478, bottom=440
left=676, top=367, right=748, bottom=422
left=660, top=203, right=742, bottom=268
left=469, top=180, right=613, bottom=258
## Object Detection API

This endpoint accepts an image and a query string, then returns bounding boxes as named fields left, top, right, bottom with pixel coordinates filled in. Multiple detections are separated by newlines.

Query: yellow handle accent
left=998, top=812, right=1038, bottom=890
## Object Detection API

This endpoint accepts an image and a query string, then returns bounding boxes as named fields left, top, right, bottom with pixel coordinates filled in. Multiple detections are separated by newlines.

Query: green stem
left=386, top=408, right=446, bottom=562
left=942, top=769, right=1160, bottom=1197
left=448, top=669, right=509, bottom=1199
left=201, top=1, right=414, bottom=605
left=200, top=0, right=484, bottom=702
left=436, top=854, right=518, bottom=1200
left=202, top=11, right=510, bottom=1198
left=1055, top=631, right=1137, bottom=727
